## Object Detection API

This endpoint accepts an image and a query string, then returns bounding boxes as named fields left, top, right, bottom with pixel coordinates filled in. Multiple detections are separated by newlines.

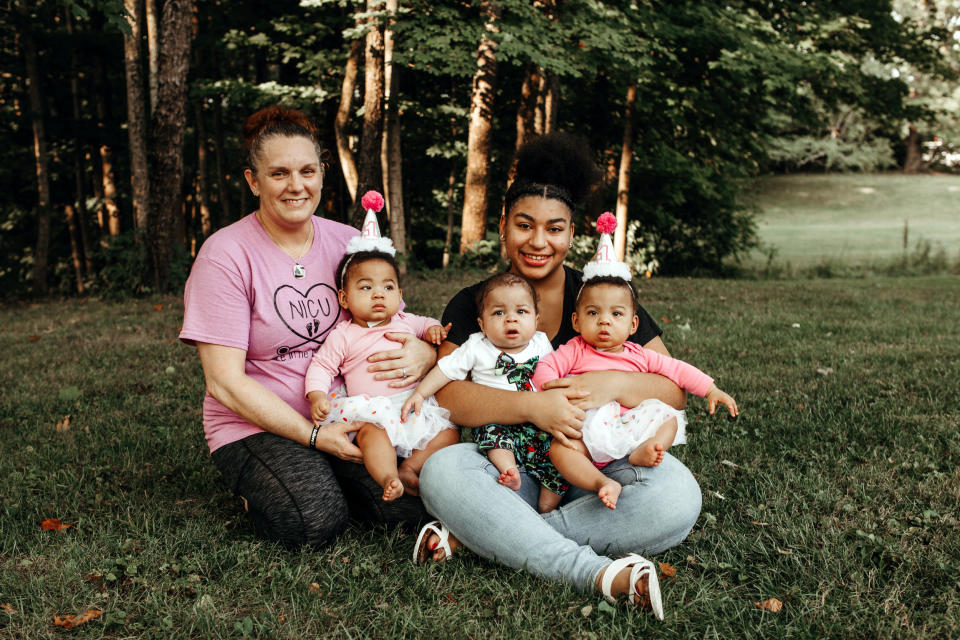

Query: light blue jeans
left=419, top=443, right=702, bottom=592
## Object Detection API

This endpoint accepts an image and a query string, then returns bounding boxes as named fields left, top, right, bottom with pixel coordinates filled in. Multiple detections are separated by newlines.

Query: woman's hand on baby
left=307, top=391, right=331, bottom=423
left=706, top=384, right=739, bottom=417
left=368, top=332, right=438, bottom=387
left=530, top=389, right=587, bottom=448
left=400, top=392, right=424, bottom=422
left=540, top=373, right=614, bottom=410
left=425, top=323, right=452, bottom=346
left=314, top=422, right=363, bottom=463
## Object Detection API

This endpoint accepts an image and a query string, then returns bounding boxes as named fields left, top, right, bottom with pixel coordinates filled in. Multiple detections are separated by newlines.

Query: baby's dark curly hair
left=503, top=132, right=603, bottom=216
left=336, top=250, right=401, bottom=291
left=576, top=275, right=638, bottom=313
left=475, top=272, right=539, bottom=315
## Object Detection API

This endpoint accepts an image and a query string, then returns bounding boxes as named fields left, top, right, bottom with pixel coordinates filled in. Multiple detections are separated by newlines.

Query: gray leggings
left=211, top=432, right=429, bottom=549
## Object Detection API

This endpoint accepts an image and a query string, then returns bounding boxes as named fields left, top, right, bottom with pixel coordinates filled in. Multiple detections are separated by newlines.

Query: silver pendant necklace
left=258, top=212, right=312, bottom=279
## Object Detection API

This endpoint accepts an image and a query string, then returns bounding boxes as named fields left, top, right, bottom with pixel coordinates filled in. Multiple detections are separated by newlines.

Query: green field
left=1, top=274, right=958, bottom=638
left=742, top=173, right=960, bottom=269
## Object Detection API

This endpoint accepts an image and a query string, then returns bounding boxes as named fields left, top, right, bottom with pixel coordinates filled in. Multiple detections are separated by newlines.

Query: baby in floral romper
left=402, top=272, right=567, bottom=513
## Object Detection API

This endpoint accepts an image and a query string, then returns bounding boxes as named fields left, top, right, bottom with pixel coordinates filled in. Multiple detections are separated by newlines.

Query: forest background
left=2, top=0, right=959, bottom=299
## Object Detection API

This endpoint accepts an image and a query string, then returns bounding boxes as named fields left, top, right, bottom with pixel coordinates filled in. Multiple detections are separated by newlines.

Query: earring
left=569, top=241, right=573, bottom=248
left=499, top=234, right=505, bottom=241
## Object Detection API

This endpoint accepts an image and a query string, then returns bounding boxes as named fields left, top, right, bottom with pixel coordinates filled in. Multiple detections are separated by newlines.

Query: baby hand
left=400, top=391, right=425, bottom=422
left=308, top=391, right=331, bottom=424
left=425, top=323, right=452, bottom=346
left=706, top=384, right=739, bottom=417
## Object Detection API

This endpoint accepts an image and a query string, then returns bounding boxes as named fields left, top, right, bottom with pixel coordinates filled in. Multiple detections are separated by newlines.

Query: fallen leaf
left=710, top=490, right=726, bottom=501
left=40, top=518, right=74, bottom=532
left=29, top=335, right=40, bottom=341
left=52, top=608, right=102, bottom=629
left=658, top=562, right=677, bottom=578
left=751, top=521, right=771, bottom=527
left=580, top=604, right=593, bottom=617
left=341, top=557, right=350, bottom=563
left=56, top=415, right=71, bottom=432
left=815, top=367, right=834, bottom=376
left=686, top=555, right=697, bottom=565
left=661, top=317, right=670, bottom=323
left=444, top=593, right=457, bottom=603
left=755, top=598, right=783, bottom=613
left=1, top=603, right=16, bottom=614
left=720, top=459, right=740, bottom=469
left=308, top=583, right=320, bottom=593
left=776, top=548, right=793, bottom=555
left=154, top=304, right=164, bottom=311
left=796, top=403, right=804, bottom=409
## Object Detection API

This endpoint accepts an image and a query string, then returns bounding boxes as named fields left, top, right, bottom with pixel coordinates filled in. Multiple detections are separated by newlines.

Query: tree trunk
left=66, top=9, right=92, bottom=277
left=614, top=83, right=637, bottom=261
left=93, top=59, right=122, bottom=239
left=63, top=205, right=85, bottom=294
left=510, top=65, right=539, bottom=183
left=194, top=101, right=213, bottom=237
left=442, top=164, right=458, bottom=269
left=20, top=16, right=52, bottom=295
left=211, top=100, right=233, bottom=223
left=124, top=0, right=151, bottom=231
left=354, top=0, right=385, bottom=227
left=903, top=124, right=923, bottom=174
left=543, top=72, right=559, bottom=134
left=335, top=35, right=362, bottom=204
left=460, top=1, right=500, bottom=254
left=146, top=0, right=159, bottom=113
left=381, top=0, right=406, bottom=273
left=148, top=0, right=193, bottom=291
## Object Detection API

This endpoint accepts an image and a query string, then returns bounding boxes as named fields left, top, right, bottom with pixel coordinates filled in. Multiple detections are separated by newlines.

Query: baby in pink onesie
left=532, top=276, right=739, bottom=511
left=305, top=248, right=459, bottom=502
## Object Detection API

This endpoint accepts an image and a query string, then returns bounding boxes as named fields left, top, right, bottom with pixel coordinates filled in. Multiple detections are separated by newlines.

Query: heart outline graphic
left=273, top=283, right=342, bottom=354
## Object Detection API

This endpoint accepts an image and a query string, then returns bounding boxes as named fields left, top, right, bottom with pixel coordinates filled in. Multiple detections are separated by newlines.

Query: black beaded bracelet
left=308, top=425, right=320, bottom=449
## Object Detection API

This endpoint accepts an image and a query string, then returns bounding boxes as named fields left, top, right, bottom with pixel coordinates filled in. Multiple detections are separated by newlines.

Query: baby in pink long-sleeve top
left=305, top=250, right=458, bottom=502
left=531, top=277, right=739, bottom=511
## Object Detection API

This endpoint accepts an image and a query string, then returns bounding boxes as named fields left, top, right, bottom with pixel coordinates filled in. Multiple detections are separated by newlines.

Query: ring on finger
left=401, top=368, right=406, bottom=378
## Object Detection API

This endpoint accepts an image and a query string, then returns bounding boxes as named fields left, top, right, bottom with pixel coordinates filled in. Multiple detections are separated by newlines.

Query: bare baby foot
left=629, top=441, right=665, bottom=467
left=498, top=466, right=522, bottom=491
left=598, top=480, right=622, bottom=510
left=382, top=477, right=404, bottom=502
left=398, top=464, right=420, bottom=496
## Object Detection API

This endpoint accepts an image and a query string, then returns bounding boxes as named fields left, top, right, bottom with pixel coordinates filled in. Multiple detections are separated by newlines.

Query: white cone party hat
left=345, top=190, right=396, bottom=255
left=582, top=212, right=631, bottom=281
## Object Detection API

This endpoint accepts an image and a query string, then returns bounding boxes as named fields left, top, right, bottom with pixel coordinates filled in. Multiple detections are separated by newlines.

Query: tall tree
left=613, top=83, right=637, bottom=261
left=147, top=0, right=193, bottom=290
left=18, top=5, right=52, bottom=294
left=335, top=35, right=362, bottom=203
left=354, top=0, right=385, bottom=227
left=124, top=0, right=150, bottom=231
left=460, top=1, right=500, bottom=254
left=381, top=0, right=407, bottom=272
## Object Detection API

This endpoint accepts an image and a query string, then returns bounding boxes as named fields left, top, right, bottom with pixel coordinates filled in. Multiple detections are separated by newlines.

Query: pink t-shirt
left=531, top=336, right=714, bottom=412
left=179, top=212, right=358, bottom=453
left=304, top=312, right=441, bottom=398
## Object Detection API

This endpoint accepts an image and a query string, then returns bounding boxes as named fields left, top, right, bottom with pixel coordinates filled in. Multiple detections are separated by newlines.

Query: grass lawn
left=741, top=173, right=960, bottom=270
left=1, top=273, right=958, bottom=638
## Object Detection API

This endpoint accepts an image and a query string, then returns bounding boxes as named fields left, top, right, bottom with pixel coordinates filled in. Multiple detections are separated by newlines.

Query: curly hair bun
left=513, top=132, right=602, bottom=206
left=242, top=106, right=317, bottom=153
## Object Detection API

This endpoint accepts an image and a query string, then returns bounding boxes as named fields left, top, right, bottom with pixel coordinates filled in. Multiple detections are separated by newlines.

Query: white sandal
left=600, top=553, right=664, bottom=620
left=412, top=520, right=453, bottom=565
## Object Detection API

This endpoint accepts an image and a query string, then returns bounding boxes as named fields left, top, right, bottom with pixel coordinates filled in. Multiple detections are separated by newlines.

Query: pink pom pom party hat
left=345, top=190, right=396, bottom=256
left=583, top=212, right=631, bottom=281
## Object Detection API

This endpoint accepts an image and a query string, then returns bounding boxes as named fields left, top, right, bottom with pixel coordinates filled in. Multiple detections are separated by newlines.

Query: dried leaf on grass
left=755, top=598, right=783, bottom=613
left=154, top=304, right=164, bottom=311
left=580, top=604, right=593, bottom=617
left=658, top=562, right=677, bottom=578
left=29, top=335, right=40, bottom=342
left=53, top=608, right=102, bottom=629
left=40, top=518, right=74, bottom=532
left=56, top=415, right=71, bottom=432
left=1, top=603, right=17, bottom=614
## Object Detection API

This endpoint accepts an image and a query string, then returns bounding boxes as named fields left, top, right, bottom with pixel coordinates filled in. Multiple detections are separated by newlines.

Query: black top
left=441, top=265, right=662, bottom=350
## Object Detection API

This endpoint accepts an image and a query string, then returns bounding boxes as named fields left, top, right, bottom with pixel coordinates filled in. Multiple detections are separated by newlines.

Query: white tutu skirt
left=581, top=399, right=687, bottom=464
left=327, top=389, right=455, bottom=459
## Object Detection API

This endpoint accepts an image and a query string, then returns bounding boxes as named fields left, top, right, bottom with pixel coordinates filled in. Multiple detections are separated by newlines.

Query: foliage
left=0, top=0, right=958, bottom=298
